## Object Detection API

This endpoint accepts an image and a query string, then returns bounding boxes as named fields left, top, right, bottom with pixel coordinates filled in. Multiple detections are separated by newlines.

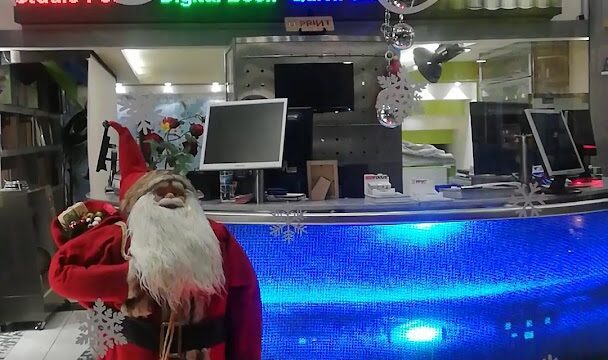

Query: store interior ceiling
left=92, top=38, right=585, bottom=86
left=94, top=46, right=226, bottom=85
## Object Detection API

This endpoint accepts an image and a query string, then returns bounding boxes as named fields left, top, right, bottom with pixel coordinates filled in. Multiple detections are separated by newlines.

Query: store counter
left=94, top=186, right=608, bottom=359
left=203, top=186, right=608, bottom=360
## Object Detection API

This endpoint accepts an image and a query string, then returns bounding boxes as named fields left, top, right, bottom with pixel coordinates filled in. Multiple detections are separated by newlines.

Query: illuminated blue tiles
left=226, top=210, right=608, bottom=359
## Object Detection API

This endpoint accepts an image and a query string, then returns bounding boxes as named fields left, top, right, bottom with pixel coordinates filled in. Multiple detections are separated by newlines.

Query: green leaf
left=165, top=142, right=179, bottom=155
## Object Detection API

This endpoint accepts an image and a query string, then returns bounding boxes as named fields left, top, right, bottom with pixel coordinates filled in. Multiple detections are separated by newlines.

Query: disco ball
left=390, top=22, right=415, bottom=50
left=377, top=104, right=402, bottom=129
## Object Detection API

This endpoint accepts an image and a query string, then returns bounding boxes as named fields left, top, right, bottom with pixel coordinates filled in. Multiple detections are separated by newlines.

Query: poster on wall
left=117, top=94, right=212, bottom=174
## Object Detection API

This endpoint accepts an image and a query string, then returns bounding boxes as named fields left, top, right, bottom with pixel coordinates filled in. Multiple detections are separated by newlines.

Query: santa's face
left=151, top=180, right=187, bottom=209
left=126, top=185, right=225, bottom=320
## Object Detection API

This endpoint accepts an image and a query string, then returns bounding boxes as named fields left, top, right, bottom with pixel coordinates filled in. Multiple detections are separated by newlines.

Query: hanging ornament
left=381, top=23, right=393, bottom=43
left=377, top=104, right=399, bottom=129
left=388, top=58, right=401, bottom=76
left=376, top=64, right=425, bottom=128
left=389, top=21, right=415, bottom=50
left=377, top=0, right=440, bottom=15
left=378, top=0, right=414, bottom=14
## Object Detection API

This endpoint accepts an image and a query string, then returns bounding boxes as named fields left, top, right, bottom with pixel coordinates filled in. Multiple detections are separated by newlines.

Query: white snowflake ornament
left=510, top=183, right=548, bottom=218
left=76, top=299, right=128, bottom=357
left=376, top=66, right=425, bottom=128
left=270, top=204, right=307, bottom=243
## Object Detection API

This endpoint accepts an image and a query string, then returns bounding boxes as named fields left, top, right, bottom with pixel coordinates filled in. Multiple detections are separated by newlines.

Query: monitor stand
left=254, top=170, right=265, bottom=204
left=543, top=175, right=582, bottom=195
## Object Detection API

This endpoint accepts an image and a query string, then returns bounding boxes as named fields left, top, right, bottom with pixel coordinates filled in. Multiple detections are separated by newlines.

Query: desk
left=203, top=187, right=608, bottom=360
left=97, top=187, right=608, bottom=359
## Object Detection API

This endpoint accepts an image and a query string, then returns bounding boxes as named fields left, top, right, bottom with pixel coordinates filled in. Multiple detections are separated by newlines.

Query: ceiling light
left=122, top=49, right=146, bottom=76
left=115, top=83, right=126, bottom=94
left=464, top=48, right=472, bottom=52
left=476, top=59, right=487, bottom=64
left=163, top=82, right=173, bottom=93
left=211, top=82, right=222, bottom=93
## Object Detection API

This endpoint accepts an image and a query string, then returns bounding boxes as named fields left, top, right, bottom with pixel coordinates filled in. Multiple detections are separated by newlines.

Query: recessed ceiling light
left=476, top=59, right=487, bottom=63
left=122, top=49, right=146, bottom=76
left=115, top=83, right=126, bottom=94
left=211, top=82, right=222, bottom=93
left=163, top=82, right=173, bottom=93
left=464, top=48, right=472, bottom=53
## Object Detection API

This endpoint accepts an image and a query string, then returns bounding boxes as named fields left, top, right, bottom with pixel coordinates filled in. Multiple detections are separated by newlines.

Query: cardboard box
left=307, top=160, right=339, bottom=200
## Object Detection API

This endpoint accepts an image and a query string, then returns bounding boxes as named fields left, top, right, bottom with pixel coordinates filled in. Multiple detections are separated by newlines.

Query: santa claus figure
left=49, top=122, right=261, bottom=360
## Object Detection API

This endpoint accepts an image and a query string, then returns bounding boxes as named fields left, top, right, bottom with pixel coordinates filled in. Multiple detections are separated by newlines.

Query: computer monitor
left=525, top=109, right=585, bottom=179
left=565, top=110, right=597, bottom=157
left=264, top=107, right=314, bottom=194
left=470, top=102, right=536, bottom=176
left=199, top=99, right=288, bottom=171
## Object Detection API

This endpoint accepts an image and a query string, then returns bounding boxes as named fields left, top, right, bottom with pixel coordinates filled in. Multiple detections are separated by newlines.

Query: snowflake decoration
left=510, top=183, right=548, bottom=218
left=0, top=331, right=23, bottom=359
left=117, top=95, right=163, bottom=134
left=376, top=66, right=425, bottom=120
left=542, top=355, right=558, bottom=360
left=270, top=204, right=307, bottom=243
left=76, top=299, right=127, bottom=358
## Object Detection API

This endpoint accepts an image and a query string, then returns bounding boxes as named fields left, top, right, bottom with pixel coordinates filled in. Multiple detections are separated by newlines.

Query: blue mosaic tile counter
left=223, top=210, right=608, bottom=360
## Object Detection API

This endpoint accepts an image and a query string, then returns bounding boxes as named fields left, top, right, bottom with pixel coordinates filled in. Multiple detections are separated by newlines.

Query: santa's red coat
left=48, top=200, right=262, bottom=360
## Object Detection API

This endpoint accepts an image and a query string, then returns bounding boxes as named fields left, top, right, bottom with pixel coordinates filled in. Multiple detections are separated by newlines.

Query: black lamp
left=414, top=43, right=467, bottom=83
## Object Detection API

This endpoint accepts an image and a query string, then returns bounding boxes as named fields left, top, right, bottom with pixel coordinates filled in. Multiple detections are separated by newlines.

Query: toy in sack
left=57, top=202, right=107, bottom=238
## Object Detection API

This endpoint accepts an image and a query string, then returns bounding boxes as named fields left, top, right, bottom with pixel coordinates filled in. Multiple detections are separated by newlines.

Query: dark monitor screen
left=470, top=102, right=534, bottom=175
left=274, top=63, right=354, bottom=113
left=526, top=110, right=584, bottom=176
left=566, top=110, right=597, bottom=157
left=200, top=99, right=287, bottom=170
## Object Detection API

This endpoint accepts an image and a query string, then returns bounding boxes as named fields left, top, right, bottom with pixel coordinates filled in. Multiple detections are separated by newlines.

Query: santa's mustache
left=157, top=197, right=185, bottom=209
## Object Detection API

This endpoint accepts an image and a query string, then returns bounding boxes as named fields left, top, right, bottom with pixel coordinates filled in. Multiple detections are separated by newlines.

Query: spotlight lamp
left=414, top=43, right=466, bottom=83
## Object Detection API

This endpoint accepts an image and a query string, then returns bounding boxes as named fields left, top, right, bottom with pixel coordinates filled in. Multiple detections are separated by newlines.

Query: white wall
left=0, top=2, right=20, bottom=30
left=569, top=40, right=590, bottom=94
left=88, top=56, right=117, bottom=200
left=403, top=82, right=477, bottom=171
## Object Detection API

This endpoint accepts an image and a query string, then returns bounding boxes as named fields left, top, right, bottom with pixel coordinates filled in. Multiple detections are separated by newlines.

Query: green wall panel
left=402, top=129, right=454, bottom=145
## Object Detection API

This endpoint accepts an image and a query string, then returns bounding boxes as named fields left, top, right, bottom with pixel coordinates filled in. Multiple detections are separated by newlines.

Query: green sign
left=160, top=0, right=276, bottom=6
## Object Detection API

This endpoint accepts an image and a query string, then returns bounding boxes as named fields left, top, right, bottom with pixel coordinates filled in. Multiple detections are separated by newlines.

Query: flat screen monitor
left=274, top=63, right=354, bottom=113
left=525, top=109, right=585, bottom=177
left=565, top=110, right=597, bottom=157
left=199, top=99, right=288, bottom=171
left=470, top=102, right=534, bottom=175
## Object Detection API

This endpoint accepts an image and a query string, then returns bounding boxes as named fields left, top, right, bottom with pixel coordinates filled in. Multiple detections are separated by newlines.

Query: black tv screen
left=274, top=63, right=354, bottom=113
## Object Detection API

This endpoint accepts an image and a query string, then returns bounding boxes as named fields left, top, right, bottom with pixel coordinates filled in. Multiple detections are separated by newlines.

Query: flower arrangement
left=141, top=114, right=205, bottom=175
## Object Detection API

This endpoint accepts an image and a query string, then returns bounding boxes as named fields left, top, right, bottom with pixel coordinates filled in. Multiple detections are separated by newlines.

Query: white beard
left=127, top=192, right=225, bottom=319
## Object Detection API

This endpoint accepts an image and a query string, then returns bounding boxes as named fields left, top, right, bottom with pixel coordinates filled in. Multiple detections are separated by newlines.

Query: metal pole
left=255, top=170, right=265, bottom=204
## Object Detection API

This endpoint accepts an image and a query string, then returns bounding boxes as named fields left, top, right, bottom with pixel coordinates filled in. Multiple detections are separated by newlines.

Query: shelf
left=0, top=145, right=62, bottom=158
left=0, top=104, right=62, bottom=119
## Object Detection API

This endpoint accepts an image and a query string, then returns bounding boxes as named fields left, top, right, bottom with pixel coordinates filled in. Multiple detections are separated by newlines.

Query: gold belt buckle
left=159, top=320, right=185, bottom=359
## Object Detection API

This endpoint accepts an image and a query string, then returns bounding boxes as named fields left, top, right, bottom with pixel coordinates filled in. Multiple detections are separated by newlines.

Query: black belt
left=122, top=316, right=226, bottom=354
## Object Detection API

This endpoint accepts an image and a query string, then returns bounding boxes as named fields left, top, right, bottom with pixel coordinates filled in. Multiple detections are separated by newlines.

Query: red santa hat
left=107, top=121, right=195, bottom=214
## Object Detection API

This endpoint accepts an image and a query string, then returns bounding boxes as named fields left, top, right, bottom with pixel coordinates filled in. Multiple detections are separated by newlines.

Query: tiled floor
left=0, top=311, right=91, bottom=360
